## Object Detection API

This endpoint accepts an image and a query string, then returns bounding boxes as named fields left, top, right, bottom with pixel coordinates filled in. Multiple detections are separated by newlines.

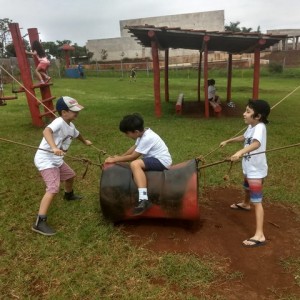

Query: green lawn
left=0, top=70, right=300, bottom=299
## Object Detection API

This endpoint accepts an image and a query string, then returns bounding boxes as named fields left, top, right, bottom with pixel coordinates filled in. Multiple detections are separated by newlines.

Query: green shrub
left=268, top=62, right=283, bottom=73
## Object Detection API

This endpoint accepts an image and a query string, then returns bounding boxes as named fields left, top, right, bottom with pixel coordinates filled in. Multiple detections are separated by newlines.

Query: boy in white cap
left=32, top=96, right=92, bottom=236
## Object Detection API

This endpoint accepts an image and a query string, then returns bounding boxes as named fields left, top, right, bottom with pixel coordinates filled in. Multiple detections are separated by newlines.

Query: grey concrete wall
left=86, top=37, right=152, bottom=62
left=267, top=29, right=300, bottom=50
left=86, top=10, right=224, bottom=62
left=120, top=10, right=224, bottom=37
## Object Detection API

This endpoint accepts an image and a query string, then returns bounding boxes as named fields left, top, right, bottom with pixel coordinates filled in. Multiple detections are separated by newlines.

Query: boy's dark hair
left=31, top=40, right=46, bottom=58
left=247, top=99, right=270, bottom=124
left=209, top=79, right=215, bottom=85
left=119, top=113, right=144, bottom=133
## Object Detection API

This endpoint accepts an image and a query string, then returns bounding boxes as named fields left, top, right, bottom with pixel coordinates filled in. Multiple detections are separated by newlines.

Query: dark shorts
left=142, top=157, right=167, bottom=171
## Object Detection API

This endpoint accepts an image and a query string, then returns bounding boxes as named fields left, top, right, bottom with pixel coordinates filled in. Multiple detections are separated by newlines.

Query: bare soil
left=119, top=187, right=300, bottom=299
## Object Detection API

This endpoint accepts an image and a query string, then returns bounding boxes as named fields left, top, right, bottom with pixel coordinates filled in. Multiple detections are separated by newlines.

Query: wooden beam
left=164, top=49, right=169, bottom=102
left=148, top=30, right=161, bottom=117
left=226, top=53, right=232, bottom=103
left=203, top=36, right=210, bottom=118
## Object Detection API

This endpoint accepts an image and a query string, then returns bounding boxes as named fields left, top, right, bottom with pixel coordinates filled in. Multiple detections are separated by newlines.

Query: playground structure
left=125, top=25, right=287, bottom=118
left=0, top=23, right=56, bottom=127
left=0, top=66, right=17, bottom=106
left=58, top=44, right=83, bottom=78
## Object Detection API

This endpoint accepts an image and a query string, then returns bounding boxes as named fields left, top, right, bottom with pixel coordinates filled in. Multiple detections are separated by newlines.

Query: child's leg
left=130, top=159, right=147, bottom=189
left=130, top=159, right=151, bottom=215
left=130, top=159, right=148, bottom=202
left=230, top=177, right=251, bottom=210
left=242, top=178, right=266, bottom=246
left=60, top=162, right=82, bottom=201
left=38, top=192, right=56, bottom=215
left=253, top=202, right=265, bottom=238
left=35, top=68, right=44, bottom=82
left=33, top=168, right=60, bottom=235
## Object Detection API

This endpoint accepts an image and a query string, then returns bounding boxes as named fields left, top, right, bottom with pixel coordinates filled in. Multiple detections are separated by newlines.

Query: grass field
left=1, top=69, right=300, bottom=299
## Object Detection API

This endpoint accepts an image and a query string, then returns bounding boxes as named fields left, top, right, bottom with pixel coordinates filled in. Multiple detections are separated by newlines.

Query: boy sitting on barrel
left=104, top=113, right=172, bottom=215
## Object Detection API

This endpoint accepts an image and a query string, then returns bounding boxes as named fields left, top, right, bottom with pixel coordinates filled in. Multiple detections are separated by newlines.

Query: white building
left=86, top=10, right=224, bottom=62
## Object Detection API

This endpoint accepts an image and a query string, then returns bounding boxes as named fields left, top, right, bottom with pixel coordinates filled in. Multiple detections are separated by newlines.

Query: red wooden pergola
left=59, top=44, right=75, bottom=68
left=125, top=25, right=287, bottom=118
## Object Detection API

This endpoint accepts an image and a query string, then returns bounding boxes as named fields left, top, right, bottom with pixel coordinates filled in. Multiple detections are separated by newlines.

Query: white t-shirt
left=208, top=85, right=216, bottom=100
left=135, top=128, right=172, bottom=168
left=242, top=123, right=268, bottom=178
left=34, top=117, right=79, bottom=171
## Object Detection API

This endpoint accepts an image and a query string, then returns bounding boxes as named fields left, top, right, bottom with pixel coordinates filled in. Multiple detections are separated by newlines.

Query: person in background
left=130, top=68, right=136, bottom=82
left=208, top=79, right=221, bottom=106
left=77, top=63, right=84, bottom=78
left=26, top=40, right=51, bottom=84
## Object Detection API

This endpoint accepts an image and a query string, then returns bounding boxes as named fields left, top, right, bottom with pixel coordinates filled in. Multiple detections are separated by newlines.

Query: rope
left=197, top=142, right=300, bottom=170
left=0, top=137, right=104, bottom=178
left=198, top=84, right=300, bottom=159
left=0, top=66, right=108, bottom=169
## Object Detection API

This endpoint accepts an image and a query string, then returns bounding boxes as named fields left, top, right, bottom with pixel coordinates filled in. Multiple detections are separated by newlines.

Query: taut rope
left=0, top=137, right=104, bottom=178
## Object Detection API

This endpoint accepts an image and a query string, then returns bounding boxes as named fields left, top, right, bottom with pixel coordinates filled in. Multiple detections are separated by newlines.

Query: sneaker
left=63, top=190, right=83, bottom=201
left=39, top=80, right=45, bottom=85
left=32, top=219, right=56, bottom=236
left=132, top=200, right=152, bottom=216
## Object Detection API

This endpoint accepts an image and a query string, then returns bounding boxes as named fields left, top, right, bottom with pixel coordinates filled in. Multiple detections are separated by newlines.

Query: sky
left=2, top=0, right=300, bottom=46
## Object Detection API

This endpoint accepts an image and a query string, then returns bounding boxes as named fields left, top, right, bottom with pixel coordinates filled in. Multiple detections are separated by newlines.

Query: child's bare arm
left=220, top=135, right=244, bottom=147
left=25, top=50, right=35, bottom=55
left=76, top=133, right=92, bottom=146
left=105, top=146, right=140, bottom=164
left=231, top=140, right=260, bottom=161
left=43, top=127, right=64, bottom=156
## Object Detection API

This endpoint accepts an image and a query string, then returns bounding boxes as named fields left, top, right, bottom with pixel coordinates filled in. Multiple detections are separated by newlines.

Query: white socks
left=138, top=188, right=148, bottom=201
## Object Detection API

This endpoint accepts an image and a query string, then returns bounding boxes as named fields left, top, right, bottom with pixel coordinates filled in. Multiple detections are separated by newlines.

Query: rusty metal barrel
left=100, top=159, right=200, bottom=222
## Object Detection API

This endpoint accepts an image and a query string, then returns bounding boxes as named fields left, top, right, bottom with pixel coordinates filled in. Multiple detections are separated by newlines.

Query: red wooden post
left=252, top=39, right=266, bottom=100
left=28, top=28, right=55, bottom=117
left=227, top=53, right=232, bottom=103
left=203, top=36, right=210, bottom=118
left=59, top=44, right=75, bottom=69
left=164, top=48, right=169, bottom=102
left=9, top=23, right=44, bottom=127
left=197, top=51, right=202, bottom=102
left=148, top=30, right=161, bottom=117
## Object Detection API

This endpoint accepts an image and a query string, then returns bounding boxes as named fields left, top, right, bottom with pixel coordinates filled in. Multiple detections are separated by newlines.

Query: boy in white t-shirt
left=220, top=99, right=270, bottom=248
left=32, top=96, right=92, bottom=236
left=105, top=113, right=172, bottom=215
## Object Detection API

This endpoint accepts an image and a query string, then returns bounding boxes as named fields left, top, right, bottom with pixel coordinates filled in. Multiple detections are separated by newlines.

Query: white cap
left=56, top=96, right=84, bottom=112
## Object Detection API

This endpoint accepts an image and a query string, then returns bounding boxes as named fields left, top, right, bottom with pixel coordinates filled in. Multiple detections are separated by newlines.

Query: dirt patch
left=180, top=100, right=244, bottom=119
left=118, top=187, right=300, bottom=299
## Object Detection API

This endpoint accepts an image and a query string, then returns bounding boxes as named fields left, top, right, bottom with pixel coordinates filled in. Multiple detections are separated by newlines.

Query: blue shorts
left=142, top=157, right=167, bottom=171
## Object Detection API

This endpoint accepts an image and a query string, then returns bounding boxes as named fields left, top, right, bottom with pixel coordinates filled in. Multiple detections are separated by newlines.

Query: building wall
left=119, top=10, right=224, bottom=37
left=86, top=10, right=224, bottom=62
left=267, top=29, right=300, bottom=50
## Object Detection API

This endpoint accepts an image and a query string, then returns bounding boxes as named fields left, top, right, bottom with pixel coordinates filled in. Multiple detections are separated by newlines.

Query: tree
left=100, top=49, right=108, bottom=61
left=225, top=21, right=260, bottom=33
left=0, top=18, right=13, bottom=57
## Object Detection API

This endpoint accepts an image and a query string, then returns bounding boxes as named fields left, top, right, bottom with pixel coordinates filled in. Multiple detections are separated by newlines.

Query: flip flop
left=230, top=203, right=250, bottom=211
left=242, top=239, right=266, bottom=248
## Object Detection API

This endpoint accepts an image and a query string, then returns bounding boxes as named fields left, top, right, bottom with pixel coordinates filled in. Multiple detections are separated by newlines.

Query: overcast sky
left=3, top=0, right=300, bottom=46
